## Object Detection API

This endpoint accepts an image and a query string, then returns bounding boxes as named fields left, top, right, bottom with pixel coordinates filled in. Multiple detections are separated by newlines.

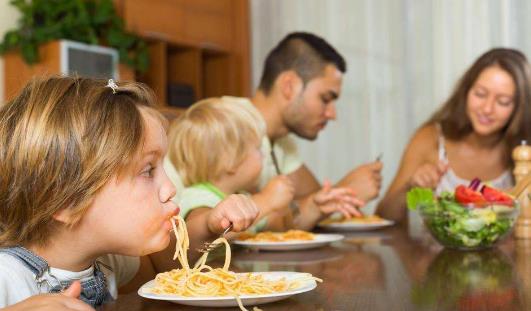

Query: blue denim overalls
left=0, top=246, right=112, bottom=307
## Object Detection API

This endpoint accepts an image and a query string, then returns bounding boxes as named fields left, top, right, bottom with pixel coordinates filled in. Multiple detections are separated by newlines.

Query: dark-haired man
left=162, top=32, right=382, bottom=232
left=224, top=32, right=383, bottom=225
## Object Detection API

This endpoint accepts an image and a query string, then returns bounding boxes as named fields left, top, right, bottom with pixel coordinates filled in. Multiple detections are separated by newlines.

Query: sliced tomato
left=455, top=185, right=486, bottom=205
left=481, top=186, right=514, bottom=206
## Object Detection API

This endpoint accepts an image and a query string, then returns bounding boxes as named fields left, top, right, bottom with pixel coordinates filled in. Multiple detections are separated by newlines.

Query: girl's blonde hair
left=168, top=97, right=265, bottom=187
left=0, top=76, right=162, bottom=247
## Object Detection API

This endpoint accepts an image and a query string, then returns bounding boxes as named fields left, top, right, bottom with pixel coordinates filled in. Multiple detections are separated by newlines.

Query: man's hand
left=260, top=175, right=295, bottom=213
left=338, top=161, right=383, bottom=202
left=313, top=180, right=365, bottom=219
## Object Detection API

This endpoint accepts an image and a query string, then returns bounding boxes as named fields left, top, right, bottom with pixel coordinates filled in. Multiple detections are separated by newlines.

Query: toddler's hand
left=207, top=194, right=259, bottom=233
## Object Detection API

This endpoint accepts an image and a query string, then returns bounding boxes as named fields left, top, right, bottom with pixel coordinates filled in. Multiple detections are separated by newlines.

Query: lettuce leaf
left=407, top=187, right=435, bottom=210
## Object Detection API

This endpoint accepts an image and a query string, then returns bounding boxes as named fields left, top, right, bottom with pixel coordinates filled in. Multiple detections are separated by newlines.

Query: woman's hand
left=409, top=160, right=448, bottom=189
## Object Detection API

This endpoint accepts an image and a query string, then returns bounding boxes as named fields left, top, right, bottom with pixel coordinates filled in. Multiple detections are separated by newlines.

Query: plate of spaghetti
left=138, top=216, right=321, bottom=310
left=318, top=215, right=394, bottom=232
left=232, top=230, right=344, bottom=251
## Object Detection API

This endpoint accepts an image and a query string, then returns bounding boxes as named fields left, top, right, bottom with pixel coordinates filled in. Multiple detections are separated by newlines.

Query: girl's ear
left=53, top=208, right=76, bottom=225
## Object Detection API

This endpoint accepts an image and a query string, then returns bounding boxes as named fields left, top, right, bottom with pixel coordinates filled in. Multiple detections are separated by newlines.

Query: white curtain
left=251, top=0, right=531, bottom=212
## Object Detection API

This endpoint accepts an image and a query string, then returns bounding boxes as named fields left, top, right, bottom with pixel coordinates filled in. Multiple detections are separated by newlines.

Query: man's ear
left=277, top=70, right=303, bottom=102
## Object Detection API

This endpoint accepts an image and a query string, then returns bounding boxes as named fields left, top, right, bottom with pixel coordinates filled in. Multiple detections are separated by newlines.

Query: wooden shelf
left=168, top=47, right=203, bottom=99
left=122, top=0, right=250, bottom=111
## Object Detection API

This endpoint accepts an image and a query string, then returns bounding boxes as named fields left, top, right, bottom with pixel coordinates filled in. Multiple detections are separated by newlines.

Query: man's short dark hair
left=258, top=32, right=346, bottom=94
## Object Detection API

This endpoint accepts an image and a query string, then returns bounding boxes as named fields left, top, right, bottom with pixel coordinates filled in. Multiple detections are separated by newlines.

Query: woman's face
left=466, top=66, right=516, bottom=137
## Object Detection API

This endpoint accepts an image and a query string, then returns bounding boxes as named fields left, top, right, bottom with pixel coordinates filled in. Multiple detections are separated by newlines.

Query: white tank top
left=434, top=125, right=514, bottom=195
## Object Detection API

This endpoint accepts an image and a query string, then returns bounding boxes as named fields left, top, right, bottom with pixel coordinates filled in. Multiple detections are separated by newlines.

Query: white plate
left=138, top=271, right=317, bottom=308
left=232, top=233, right=344, bottom=251
left=317, top=219, right=394, bottom=232
left=233, top=248, right=344, bottom=266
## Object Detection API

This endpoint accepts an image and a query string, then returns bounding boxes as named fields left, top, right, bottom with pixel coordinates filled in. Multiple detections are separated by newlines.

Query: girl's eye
left=497, top=99, right=513, bottom=107
left=141, top=164, right=155, bottom=177
left=474, top=90, right=487, bottom=98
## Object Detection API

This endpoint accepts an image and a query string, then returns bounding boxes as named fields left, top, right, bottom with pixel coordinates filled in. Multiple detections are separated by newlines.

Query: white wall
left=0, top=0, right=20, bottom=102
left=251, top=0, right=531, bottom=212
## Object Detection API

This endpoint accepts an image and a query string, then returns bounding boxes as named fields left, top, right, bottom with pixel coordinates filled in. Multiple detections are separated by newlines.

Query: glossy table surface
left=101, top=223, right=531, bottom=311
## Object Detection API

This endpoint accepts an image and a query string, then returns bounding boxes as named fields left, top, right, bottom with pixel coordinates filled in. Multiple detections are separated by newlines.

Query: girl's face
left=233, top=139, right=263, bottom=192
left=466, top=66, right=516, bottom=137
left=80, top=111, right=178, bottom=256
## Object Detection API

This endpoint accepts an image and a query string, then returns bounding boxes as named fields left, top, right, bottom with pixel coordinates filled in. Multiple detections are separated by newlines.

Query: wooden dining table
left=101, top=223, right=531, bottom=311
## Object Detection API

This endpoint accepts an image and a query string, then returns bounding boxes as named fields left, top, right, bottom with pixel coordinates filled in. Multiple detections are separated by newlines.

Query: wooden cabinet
left=3, top=40, right=134, bottom=101
left=3, top=0, right=250, bottom=120
left=122, top=0, right=233, bottom=51
left=119, top=0, right=251, bottom=118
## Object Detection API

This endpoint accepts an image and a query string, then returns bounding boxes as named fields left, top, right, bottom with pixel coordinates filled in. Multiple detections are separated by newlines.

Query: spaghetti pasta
left=237, top=230, right=315, bottom=242
left=147, top=216, right=321, bottom=311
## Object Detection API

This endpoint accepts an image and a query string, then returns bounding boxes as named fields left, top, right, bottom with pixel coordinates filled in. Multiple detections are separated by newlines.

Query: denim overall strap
left=0, top=246, right=112, bottom=307
left=0, top=246, right=49, bottom=277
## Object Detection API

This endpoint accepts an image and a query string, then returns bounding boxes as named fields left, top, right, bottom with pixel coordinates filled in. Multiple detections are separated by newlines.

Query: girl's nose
left=160, top=171, right=177, bottom=204
left=481, top=97, right=495, bottom=115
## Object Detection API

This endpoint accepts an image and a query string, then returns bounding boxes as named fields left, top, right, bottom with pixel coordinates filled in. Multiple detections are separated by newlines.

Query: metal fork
left=197, top=223, right=233, bottom=253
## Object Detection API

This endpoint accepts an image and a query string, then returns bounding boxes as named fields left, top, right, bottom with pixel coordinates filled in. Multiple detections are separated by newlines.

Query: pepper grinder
left=513, top=140, right=531, bottom=239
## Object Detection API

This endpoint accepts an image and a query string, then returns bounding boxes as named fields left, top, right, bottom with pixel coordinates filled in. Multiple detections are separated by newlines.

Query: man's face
left=284, top=64, right=343, bottom=140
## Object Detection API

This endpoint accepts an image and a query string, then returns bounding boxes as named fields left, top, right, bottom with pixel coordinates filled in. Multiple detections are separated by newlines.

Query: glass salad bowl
left=408, top=184, right=519, bottom=251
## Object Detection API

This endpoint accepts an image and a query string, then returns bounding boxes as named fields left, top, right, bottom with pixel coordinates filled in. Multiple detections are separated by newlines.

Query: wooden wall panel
left=139, top=41, right=168, bottom=106
left=3, top=41, right=61, bottom=101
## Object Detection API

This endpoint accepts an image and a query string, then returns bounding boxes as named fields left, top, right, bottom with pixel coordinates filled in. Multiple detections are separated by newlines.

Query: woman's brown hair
left=0, top=76, right=159, bottom=247
left=428, top=48, right=531, bottom=166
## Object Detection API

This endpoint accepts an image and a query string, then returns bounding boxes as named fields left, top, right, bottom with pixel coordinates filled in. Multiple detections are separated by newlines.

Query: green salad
left=407, top=185, right=518, bottom=250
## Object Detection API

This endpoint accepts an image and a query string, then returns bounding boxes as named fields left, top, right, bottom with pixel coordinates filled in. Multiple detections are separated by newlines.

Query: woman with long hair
left=376, top=48, right=531, bottom=223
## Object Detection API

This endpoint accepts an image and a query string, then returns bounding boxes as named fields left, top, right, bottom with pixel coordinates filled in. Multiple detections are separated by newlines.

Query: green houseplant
left=0, top=0, right=149, bottom=73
